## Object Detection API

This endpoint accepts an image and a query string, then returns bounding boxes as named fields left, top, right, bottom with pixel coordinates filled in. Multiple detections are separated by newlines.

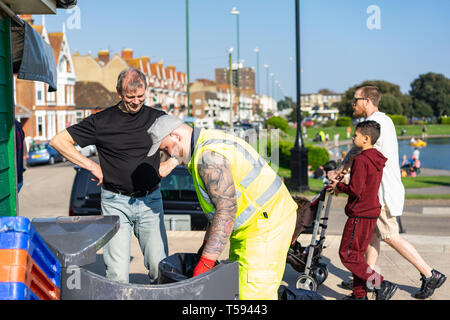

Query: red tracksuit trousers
left=339, top=217, right=384, bottom=298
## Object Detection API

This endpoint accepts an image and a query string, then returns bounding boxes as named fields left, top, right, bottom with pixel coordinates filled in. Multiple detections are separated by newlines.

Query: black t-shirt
left=67, top=104, right=166, bottom=194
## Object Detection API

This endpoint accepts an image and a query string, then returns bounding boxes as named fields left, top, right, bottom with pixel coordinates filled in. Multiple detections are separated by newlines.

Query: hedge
left=439, top=116, right=450, bottom=124
left=336, top=116, right=352, bottom=127
left=387, top=114, right=407, bottom=125
left=266, top=116, right=289, bottom=133
left=266, top=140, right=330, bottom=170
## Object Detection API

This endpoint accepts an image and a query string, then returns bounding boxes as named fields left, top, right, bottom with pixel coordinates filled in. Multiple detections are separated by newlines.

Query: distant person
left=346, top=126, right=351, bottom=139
left=330, top=120, right=398, bottom=300
left=400, top=128, right=406, bottom=136
left=50, top=68, right=176, bottom=284
left=313, top=165, right=325, bottom=180
left=313, top=133, right=321, bottom=143
left=319, top=130, right=326, bottom=143
left=410, top=137, right=417, bottom=144
left=15, top=120, right=25, bottom=192
left=422, top=124, right=427, bottom=139
left=400, top=154, right=410, bottom=169
left=413, top=158, right=421, bottom=175
left=330, top=85, right=446, bottom=299
left=412, top=147, right=420, bottom=160
left=334, top=133, right=340, bottom=147
left=308, top=164, right=314, bottom=178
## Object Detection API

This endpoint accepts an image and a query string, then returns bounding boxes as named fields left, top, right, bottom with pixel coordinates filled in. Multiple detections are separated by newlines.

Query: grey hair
left=116, top=68, right=147, bottom=95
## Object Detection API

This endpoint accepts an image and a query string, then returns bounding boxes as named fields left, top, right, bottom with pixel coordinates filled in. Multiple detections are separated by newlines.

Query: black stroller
left=286, top=161, right=337, bottom=291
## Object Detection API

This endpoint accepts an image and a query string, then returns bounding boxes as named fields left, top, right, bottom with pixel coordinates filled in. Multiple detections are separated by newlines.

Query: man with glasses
left=331, top=85, right=446, bottom=299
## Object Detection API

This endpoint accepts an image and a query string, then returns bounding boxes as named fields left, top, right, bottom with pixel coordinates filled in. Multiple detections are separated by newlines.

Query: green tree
left=277, top=96, right=295, bottom=111
left=266, top=116, right=289, bottom=133
left=410, top=72, right=450, bottom=117
left=413, top=100, right=434, bottom=118
left=379, top=94, right=403, bottom=115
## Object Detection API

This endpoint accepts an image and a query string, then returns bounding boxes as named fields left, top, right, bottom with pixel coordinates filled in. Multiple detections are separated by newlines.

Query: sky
left=38, top=0, right=450, bottom=99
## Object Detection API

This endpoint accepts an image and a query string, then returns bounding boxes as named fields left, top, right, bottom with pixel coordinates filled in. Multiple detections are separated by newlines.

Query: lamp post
left=290, top=0, right=309, bottom=192
left=264, top=64, right=269, bottom=97
left=253, top=47, right=260, bottom=115
left=270, top=72, right=274, bottom=101
left=228, top=47, right=234, bottom=130
left=253, top=47, right=260, bottom=95
left=185, top=0, right=191, bottom=116
left=230, top=7, right=240, bottom=124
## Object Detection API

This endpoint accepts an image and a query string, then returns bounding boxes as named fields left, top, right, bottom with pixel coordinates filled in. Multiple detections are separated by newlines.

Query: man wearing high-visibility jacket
left=149, top=115, right=298, bottom=300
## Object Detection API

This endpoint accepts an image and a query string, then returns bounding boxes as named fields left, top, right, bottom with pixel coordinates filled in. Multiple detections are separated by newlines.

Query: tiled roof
left=75, top=81, right=120, bottom=109
left=48, top=32, right=63, bottom=63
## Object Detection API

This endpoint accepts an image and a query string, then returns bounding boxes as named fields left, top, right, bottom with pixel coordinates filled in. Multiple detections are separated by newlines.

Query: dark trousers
left=339, top=217, right=384, bottom=298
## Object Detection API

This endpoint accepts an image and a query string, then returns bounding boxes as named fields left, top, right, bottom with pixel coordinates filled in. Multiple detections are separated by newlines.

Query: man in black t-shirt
left=50, top=68, right=179, bottom=283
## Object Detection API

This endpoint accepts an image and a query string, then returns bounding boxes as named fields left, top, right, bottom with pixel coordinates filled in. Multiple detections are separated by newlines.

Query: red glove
left=193, top=256, right=216, bottom=277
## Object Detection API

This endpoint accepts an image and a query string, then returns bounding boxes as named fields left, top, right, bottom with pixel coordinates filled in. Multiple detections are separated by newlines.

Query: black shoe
left=375, top=280, right=398, bottom=300
left=414, top=269, right=447, bottom=299
left=341, top=294, right=368, bottom=300
left=341, top=279, right=353, bottom=290
left=340, top=279, right=375, bottom=292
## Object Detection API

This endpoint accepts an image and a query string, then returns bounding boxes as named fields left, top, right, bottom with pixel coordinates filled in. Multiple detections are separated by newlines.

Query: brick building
left=14, top=17, right=77, bottom=146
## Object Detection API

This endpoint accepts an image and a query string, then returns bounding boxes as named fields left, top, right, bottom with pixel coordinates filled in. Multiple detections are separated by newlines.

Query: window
left=66, top=85, right=74, bottom=105
left=35, top=111, right=46, bottom=139
left=36, top=82, right=45, bottom=105
left=47, top=90, right=56, bottom=104
left=47, top=112, right=56, bottom=139
left=76, top=111, right=84, bottom=123
left=160, top=169, right=197, bottom=201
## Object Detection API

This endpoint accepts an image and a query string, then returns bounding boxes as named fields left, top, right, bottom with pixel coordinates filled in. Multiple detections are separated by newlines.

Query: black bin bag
left=157, top=253, right=200, bottom=284
left=278, top=285, right=325, bottom=300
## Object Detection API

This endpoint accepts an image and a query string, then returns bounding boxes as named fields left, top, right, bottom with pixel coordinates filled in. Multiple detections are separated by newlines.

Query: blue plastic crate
left=0, top=282, right=39, bottom=300
left=0, top=217, right=62, bottom=288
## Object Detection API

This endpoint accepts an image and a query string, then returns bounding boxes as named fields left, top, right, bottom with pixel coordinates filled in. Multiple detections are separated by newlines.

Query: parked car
left=302, top=118, right=315, bottom=127
left=69, top=165, right=208, bottom=231
left=75, top=144, right=97, bottom=157
left=26, top=142, right=65, bottom=166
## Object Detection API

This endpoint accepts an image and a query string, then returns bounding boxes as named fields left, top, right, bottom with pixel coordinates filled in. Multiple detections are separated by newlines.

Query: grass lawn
left=284, top=124, right=450, bottom=146
left=278, top=123, right=450, bottom=199
left=401, top=175, right=450, bottom=188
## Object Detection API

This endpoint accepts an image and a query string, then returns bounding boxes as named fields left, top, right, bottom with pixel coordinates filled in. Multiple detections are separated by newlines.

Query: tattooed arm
left=198, top=150, right=237, bottom=262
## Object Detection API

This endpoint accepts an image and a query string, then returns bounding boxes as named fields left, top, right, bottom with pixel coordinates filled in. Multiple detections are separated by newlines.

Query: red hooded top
left=337, top=148, right=387, bottom=218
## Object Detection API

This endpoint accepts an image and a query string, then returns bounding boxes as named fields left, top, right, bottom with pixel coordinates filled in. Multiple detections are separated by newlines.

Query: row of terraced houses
left=14, top=16, right=188, bottom=148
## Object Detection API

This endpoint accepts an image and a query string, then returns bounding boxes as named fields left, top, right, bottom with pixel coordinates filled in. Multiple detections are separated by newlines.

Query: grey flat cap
left=147, top=114, right=184, bottom=157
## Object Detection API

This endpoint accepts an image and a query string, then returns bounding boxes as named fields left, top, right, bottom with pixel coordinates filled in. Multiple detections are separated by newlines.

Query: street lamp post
left=270, top=72, right=274, bottom=101
left=230, top=7, right=240, bottom=124
left=264, top=64, right=269, bottom=97
left=185, top=0, right=191, bottom=116
left=253, top=47, right=260, bottom=115
left=253, top=47, right=260, bottom=95
left=290, top=0, right=309, bottom=192
left=228, top=48, right=234, bottom=130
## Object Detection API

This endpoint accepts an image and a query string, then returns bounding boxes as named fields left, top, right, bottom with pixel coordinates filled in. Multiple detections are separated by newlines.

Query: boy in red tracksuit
left=330, top=120, right=398, bottom=300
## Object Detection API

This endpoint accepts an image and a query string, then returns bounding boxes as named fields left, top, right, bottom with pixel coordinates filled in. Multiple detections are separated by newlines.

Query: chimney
left=98, top=50, right=110, bottom=65
left=121, top=48, right=133, bottom=60
left=20, top=15, right=34, bottom=25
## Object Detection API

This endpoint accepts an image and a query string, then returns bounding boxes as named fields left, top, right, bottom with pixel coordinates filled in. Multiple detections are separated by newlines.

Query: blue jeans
left=101, top=188, right=168, bottom=283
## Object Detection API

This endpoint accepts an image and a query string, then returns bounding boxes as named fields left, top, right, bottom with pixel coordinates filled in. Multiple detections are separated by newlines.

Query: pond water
left=333, top=137, right=450, bottom=171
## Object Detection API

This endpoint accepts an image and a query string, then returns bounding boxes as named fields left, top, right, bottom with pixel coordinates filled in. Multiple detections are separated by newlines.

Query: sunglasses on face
left=352, top=97, right=367, bottom=105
